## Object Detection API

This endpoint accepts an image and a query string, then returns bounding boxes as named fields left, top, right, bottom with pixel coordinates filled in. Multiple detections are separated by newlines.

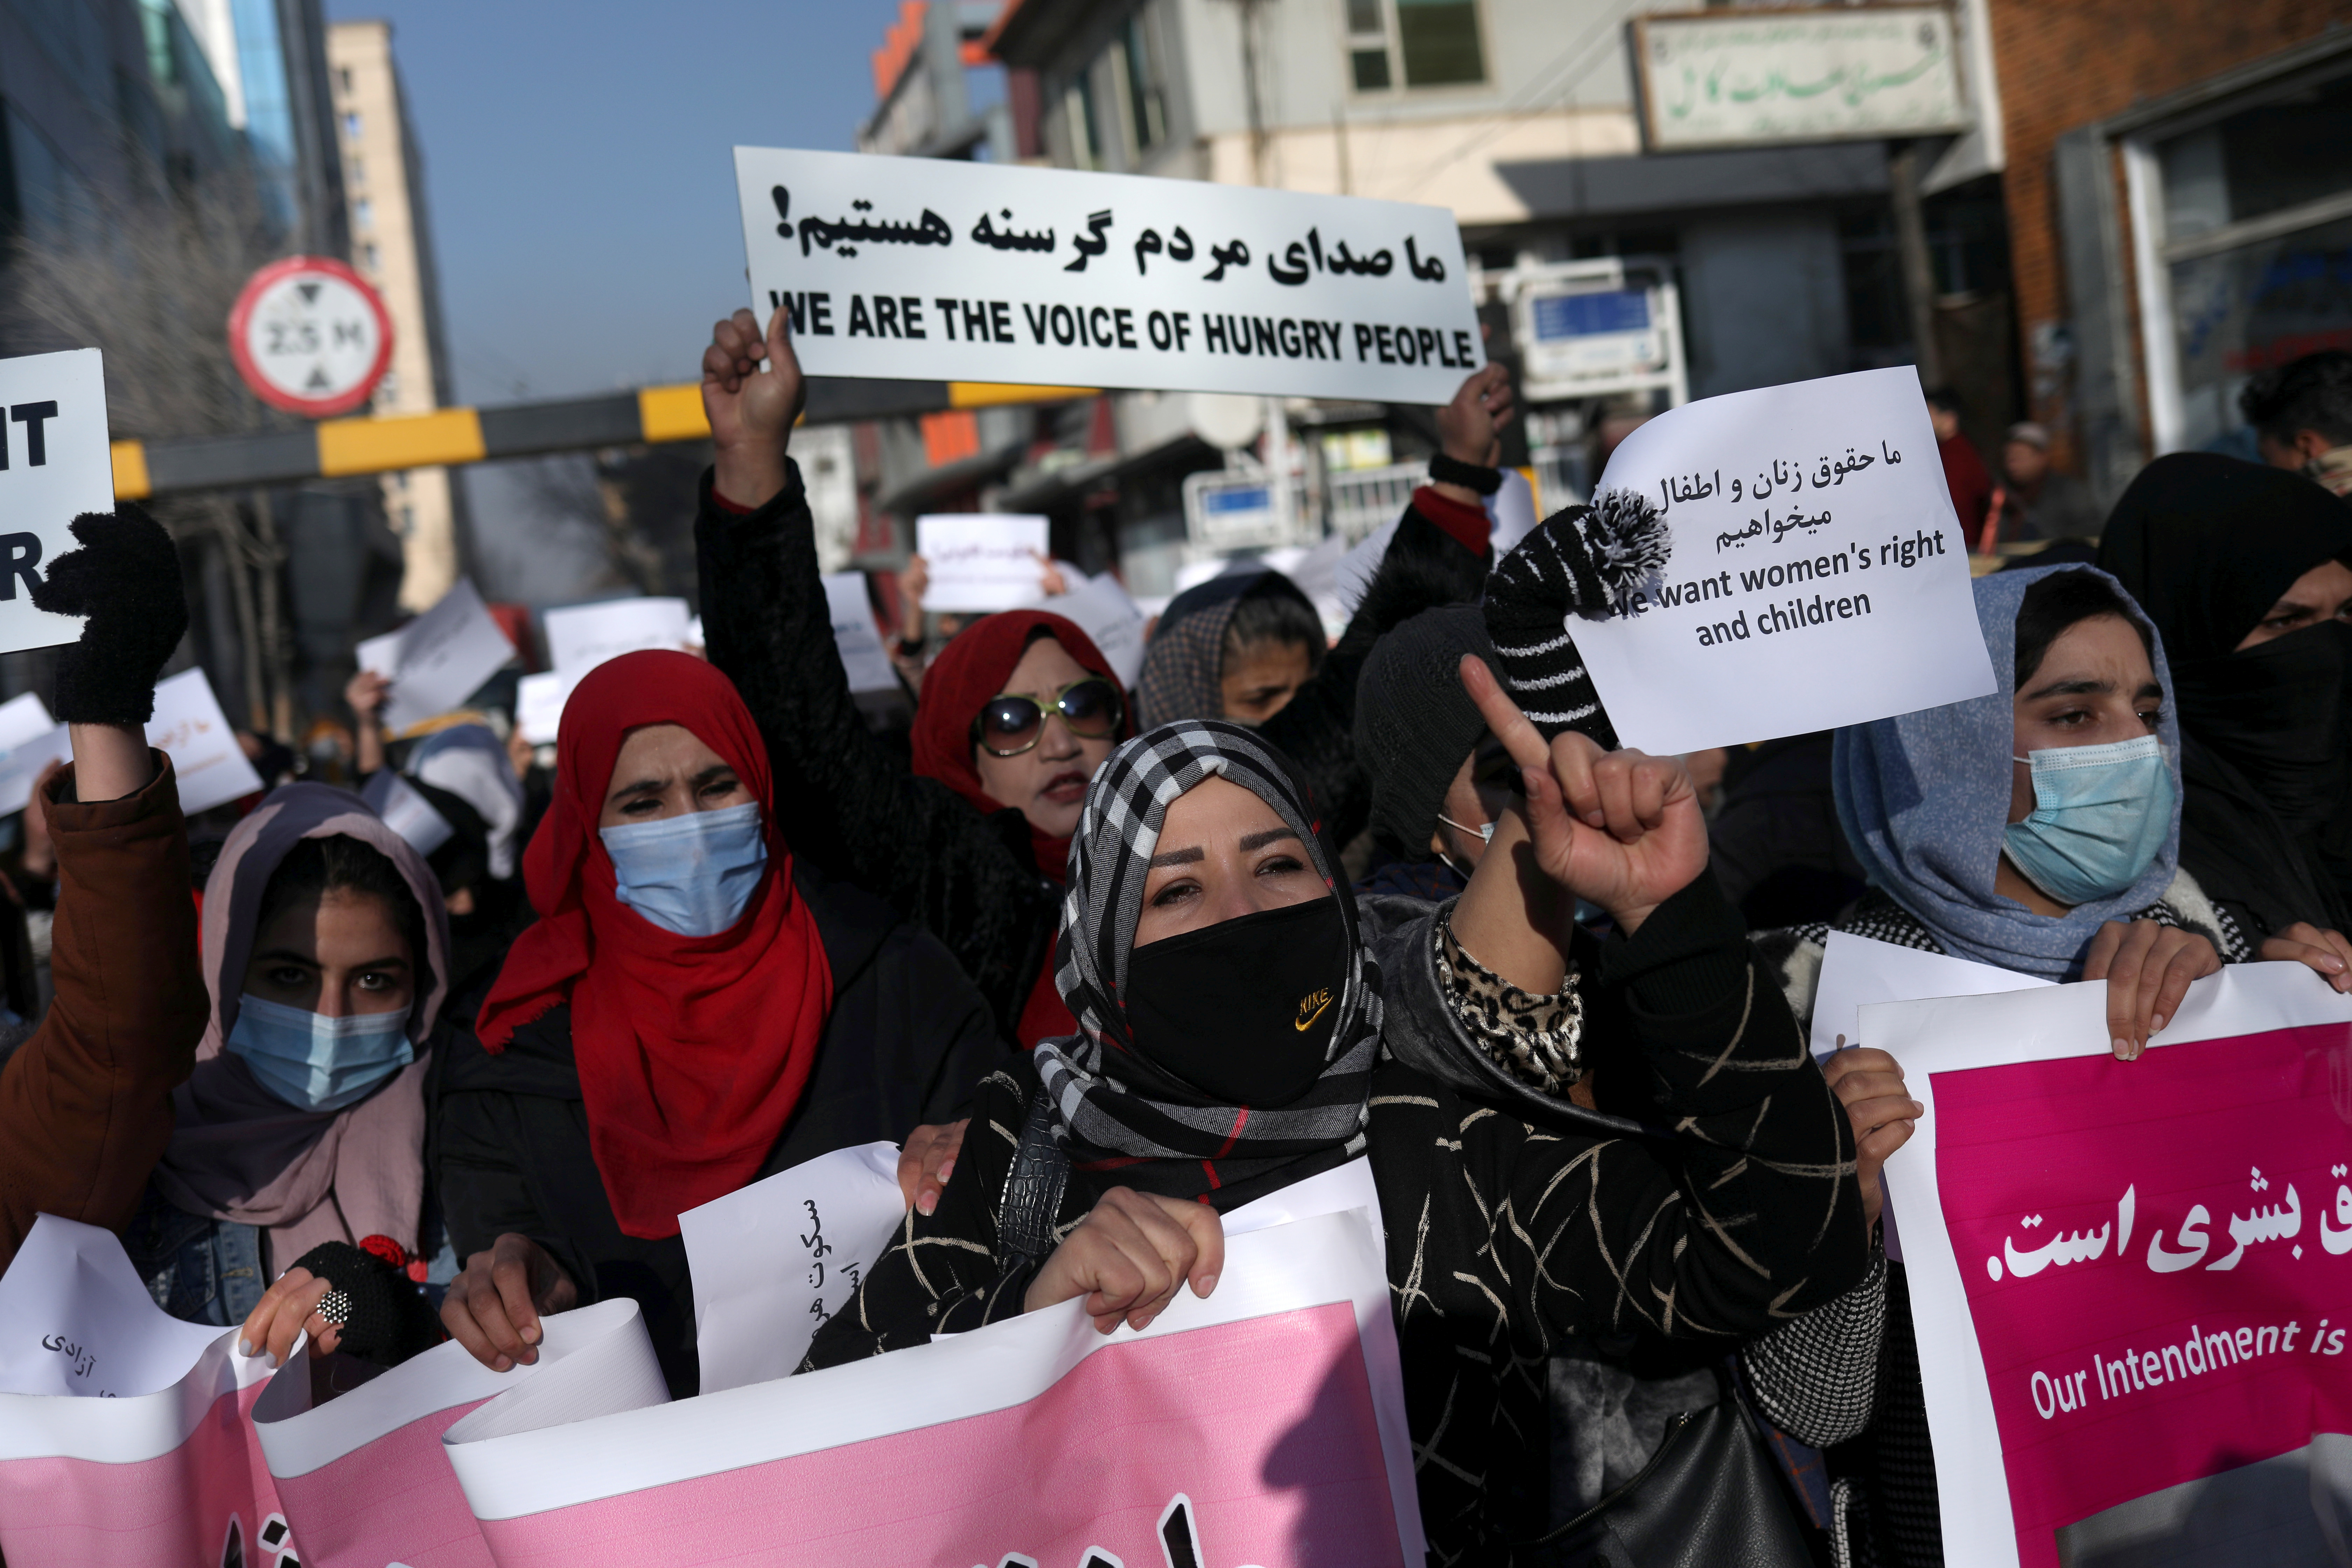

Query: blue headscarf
left=1832, top=565, right=2183, bottom=980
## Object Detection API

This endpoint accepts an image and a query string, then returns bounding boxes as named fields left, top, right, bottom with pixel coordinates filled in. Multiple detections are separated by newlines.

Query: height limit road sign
left=227, top=256, right=394, bottom=418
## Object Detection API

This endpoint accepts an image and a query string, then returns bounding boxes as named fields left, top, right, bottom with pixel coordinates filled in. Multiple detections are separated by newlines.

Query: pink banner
left=477, top=1303, right=1398, bottom=1567
left=0, top=1380, right=292, bottom=1568
left=1927, top=1008, right=2352, bottom=1563
left=270, top=1396, right=496, bottom=1568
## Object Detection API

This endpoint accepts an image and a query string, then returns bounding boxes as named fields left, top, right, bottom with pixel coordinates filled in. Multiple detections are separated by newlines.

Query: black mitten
left=1480, top=491, right=1671, bottom=748
left=290, top=1240, right=445, bottom=1368
left=28, top=506, right=189, bottom=725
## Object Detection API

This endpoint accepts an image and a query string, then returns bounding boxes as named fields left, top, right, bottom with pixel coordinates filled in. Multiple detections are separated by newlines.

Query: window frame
left=2122, top=55, right=2352, bottom=454
left=1345, top=0, right=1490, bottom=97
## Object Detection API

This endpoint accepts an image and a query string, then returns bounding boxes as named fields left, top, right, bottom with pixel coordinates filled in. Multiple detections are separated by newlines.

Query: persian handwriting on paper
left=40, top=1334, right=96, bottom=1378
left=771, top=187, right=952, bottom=260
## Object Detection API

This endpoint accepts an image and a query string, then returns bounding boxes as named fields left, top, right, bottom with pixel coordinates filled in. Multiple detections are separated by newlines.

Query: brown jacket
left=0, top=755, right=208, bottom=1270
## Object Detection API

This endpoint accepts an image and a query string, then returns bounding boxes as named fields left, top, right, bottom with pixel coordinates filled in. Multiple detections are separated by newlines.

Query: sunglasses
left=972, top=677, right=1125, bottom=757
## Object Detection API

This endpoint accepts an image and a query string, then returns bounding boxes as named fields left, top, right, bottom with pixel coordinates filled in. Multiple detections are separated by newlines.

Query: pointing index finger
left=1459, top=654, right=1550, bottom=773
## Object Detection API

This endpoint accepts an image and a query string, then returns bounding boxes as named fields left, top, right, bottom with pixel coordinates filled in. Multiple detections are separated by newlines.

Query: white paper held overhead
left=353, top=578, right=515, bottom=733
left=541, top=597, right=693, bottom=682
left=916, top=515, right=1050, bottom=612
left=513, top=671, right=573, bottom=746
left=1569, top=366, right=1996, bottom=755
left=0, top=349, right=112, bottom=657
left=1046, top=573, right=1149, bottom=689
left=0, top=693, right=69, bottom=819
left=146, top=667, right=264, bottom=815
left=821, top=573, right=901, bottom=694
left=735, top=148, right=1480, bottom=404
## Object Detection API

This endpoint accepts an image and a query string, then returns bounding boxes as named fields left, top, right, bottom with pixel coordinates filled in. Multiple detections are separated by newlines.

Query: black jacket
left=695, top=463, right=1485, bottom=1040
left=431, top=867, right=1002, bottom=1396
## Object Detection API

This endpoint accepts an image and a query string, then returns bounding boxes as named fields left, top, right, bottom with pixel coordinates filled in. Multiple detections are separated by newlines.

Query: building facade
left=1986, top=0, right=2352, bottom=499
left=328, top=17, right=464, bottom=611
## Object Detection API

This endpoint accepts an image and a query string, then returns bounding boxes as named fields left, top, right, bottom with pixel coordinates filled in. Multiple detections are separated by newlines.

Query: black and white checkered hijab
left=1033, top=721, right=1380, bottom=1199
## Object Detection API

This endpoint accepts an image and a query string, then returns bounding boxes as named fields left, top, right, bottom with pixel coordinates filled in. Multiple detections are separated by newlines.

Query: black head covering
left=2098, top=453, right=2352, bottom=936
left=1134, top=569, right=1319, bottom=730
left=2097, top=453, right=2352, bottom=663
left=1352, top=606, right=1494, bottom=858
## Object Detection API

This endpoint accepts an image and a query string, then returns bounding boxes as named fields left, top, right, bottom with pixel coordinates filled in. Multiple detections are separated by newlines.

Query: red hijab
left=475, top=651, right=833, bottom=1239
left=908, top=611, right=1129, bottom=1043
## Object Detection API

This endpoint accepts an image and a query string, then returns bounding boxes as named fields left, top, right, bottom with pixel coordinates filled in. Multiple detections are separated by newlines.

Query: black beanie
left=1480, top=492, right=1670, bottom=750
left=1353, top=606, right=1496, bottom=856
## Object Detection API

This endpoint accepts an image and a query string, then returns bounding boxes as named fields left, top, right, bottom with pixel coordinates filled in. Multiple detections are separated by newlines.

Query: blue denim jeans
left=121, top=1181, right=267, bottom=1328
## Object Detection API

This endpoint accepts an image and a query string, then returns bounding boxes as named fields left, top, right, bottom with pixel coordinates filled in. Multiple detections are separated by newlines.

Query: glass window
left=342, top=111, right=362, bottom=140
left=1352, top=49, right=1392, bottom=91
left=2147, top=70, right=2352, bottom=449
left=353, top=197, right=372, bottom=229
left=1067, top=70, right=1101, bottom=170
left=2159, top=74, right=2352, bottom=238
left=1396, top=0, right=1484, bottom=87
left=1122, top=15, right=1165, bottom=153
left=336, top=67, right=352, bottom=96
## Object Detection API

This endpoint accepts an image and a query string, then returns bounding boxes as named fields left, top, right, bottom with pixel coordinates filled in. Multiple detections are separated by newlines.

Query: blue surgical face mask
left=2002, top=735, right=2175, bottom=907
left=600, top=802, right=769, bottom=937
left=226, top=993, right=415, bottom=1113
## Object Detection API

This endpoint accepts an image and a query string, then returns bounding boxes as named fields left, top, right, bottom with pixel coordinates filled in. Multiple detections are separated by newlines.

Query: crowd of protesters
left=1, top=320, right=2347, bottom=1567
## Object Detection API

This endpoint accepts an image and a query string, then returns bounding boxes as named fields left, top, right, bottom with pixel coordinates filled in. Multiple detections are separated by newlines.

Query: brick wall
left=1989, top=0, right=2352, bottom=468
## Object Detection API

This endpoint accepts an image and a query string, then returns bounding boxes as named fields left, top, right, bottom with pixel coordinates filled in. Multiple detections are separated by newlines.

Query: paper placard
left=0, top=694, right=70, bottom=819
left=1569, top=366, right=1996, bottom=754
left=820, top=573, right=900, bottom=694
left=146, top=667, right=265, bottom=816
left=354, top=578, right=515, bottom=734
left=541, top=596, right=693, bottom=682
left=734, top=147, right=1480, bottom=404
left=1806, top=931, right=2053, bottom=1061
left=1047, top=572, right=1148, bottom=689
left=441, top=1208, right=1420, bottom=1566
left=514, top=671, right=573, bottom=747
left=360, top=769, right=454, bottom=858
left=678, top=1141, right=906, bottom=1395
left=0, top=1216, right=294, bottom=1567
left=1871, top=963, right=2352, bottom=1568
left=0, top=349, right=112, bottom=658
left=916, top=514, right=1050, bottom=612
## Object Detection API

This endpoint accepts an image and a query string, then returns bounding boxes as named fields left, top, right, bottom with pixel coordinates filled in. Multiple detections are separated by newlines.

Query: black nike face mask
left=1120, top=897, right=1349, bottom=1108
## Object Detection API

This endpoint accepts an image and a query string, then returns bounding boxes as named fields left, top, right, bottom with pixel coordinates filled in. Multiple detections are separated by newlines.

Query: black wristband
left=1428, top=453, right=1503, bottom=496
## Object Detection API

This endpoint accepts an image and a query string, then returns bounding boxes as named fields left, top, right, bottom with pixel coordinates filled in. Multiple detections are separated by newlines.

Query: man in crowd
left=1993, top=421, right=2105, bottom=541
left=2242, top=348, right=2352, bottom=498
left=1928, top=386, right=1993, bottom=543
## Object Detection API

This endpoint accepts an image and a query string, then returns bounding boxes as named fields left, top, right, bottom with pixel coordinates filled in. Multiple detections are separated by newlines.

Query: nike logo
left=1294, top=988, right=1333, bottom=1030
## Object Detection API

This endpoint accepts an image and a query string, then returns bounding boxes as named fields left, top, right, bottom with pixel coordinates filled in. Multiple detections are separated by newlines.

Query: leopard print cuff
left=1434, top=904, right=1584, bottom=1093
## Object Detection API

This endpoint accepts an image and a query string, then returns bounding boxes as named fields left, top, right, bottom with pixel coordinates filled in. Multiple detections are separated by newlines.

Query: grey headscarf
left=1831, top=566, right=2182, bottom=980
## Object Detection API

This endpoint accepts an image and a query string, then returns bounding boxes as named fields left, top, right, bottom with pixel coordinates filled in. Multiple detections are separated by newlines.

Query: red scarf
left=908, top=611, right=1128, bottom=1043
left=475, top=651, right=833, bottom=1239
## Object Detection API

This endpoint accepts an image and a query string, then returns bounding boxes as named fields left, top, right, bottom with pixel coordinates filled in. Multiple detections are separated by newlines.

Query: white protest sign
left=821, top=572, right=900, bottom=694
left=353, top=577, right=515, bottom=734
left=735, top=147, right=1481, bottom=404
left=678, top=1141, right=906, bottom=1395
left=1047, top=572, right=1148, bottom=689
left=146, top=667, right=264, bottom=815
left=0, top=349, right=112, bottom=657
left=0, top=694, right=69, bottom=819
left=916, top=514, right=1050, bottom=612
left=360, top=768, right=454, bottom=858
left=1806, top=931, right=2052, bottom=1061
left=542, top=596, right=693, bottom=682
left=1571, top=366, right=1995, bottom=754
left=514, top=671, right=573, bottom=746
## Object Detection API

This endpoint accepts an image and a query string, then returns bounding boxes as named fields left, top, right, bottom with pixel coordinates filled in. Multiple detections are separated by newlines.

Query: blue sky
left=325, top=0, right=907, bottom=404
